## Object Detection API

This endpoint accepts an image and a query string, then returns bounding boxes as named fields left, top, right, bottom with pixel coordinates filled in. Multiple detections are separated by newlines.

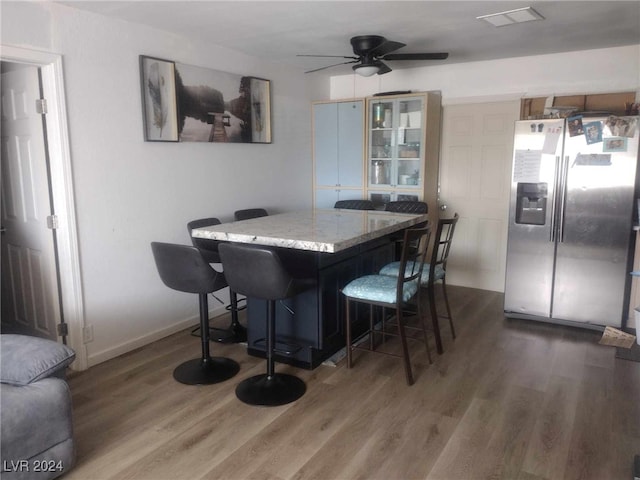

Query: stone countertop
left=192, top=209, right=428, bottom=253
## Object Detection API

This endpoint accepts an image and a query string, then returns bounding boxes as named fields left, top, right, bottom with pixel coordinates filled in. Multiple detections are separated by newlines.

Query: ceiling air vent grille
left=477, top=7, right=544, bottom=27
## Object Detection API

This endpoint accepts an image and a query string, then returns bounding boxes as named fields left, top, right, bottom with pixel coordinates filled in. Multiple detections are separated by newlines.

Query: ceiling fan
left=298, top=35, right=449, bottom=77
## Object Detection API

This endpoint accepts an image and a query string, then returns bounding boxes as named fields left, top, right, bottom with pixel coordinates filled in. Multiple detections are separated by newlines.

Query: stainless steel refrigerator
left=504, top=116, right=639, bottom=329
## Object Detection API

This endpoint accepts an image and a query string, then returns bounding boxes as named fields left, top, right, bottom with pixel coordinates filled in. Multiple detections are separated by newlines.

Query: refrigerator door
left=552, top=117, right=639, bottom=326
left=504, top=120, right=564, bottom=317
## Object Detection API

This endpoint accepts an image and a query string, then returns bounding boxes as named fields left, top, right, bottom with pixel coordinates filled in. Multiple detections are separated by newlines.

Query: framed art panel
left=139, top=56, right=179, bottom=142
left=174, top=63, right=271, bottom=143
left=249, top=77, right=271, bottom=143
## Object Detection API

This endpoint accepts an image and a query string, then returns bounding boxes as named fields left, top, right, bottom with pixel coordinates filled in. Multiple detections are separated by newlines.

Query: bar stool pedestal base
left=173, top=357, right=240, bottom=385
left=235, top=373, right=306, bottom=406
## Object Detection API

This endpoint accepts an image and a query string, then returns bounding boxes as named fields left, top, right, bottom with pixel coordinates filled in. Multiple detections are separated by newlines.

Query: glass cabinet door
left=396, top=98, right=422, bottom=188
left=367, top=96, right=424, bottom=192
left=369, top=100, right=394, bottom=187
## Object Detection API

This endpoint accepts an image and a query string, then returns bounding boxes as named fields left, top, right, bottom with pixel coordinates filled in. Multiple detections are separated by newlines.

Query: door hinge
left=57, top=322, right=68, bottom=337
left=36, top=98, right=48, bottom=115
left=46, top=215, right=59, bottom=229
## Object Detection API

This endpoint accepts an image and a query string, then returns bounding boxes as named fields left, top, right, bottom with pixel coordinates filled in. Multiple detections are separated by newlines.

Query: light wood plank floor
left=65, top=286, right=640, bottom=480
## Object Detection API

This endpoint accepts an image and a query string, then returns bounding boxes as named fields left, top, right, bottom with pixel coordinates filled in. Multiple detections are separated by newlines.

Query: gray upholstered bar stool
left=385, top=200, right=428, bottom=214
left=218, top=243, right=314, bottom=406
left=334, top=199, right=375, bottom=210
left=385, top=201, right=428, bottom=260
left=151, top=242, right=240, bottom=385
left=234, top=208, right=268, bottom=221
left=187, top=218, right=247, bottom=343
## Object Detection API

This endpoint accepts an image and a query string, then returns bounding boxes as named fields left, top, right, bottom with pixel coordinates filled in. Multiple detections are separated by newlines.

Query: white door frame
left=1, top=45, right=87, bottom=370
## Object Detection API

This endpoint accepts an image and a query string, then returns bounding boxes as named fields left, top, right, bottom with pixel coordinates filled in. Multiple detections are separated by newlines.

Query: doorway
left=1, top=45, right=87, bottom=370
left=1, top=62, right=61, bottom=341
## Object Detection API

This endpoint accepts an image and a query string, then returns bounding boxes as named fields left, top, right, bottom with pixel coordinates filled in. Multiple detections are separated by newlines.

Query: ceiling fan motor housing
left=350, top=35, right=387, bottom=55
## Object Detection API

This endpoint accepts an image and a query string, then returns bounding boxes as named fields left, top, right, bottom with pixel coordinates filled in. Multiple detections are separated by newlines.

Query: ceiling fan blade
left=304, top=60, right=358, bottom=74
left=297, top=54, right=359, bottom=59
left=371, top=40, right=406, bottom=57
left=375, top=61, right=392, bottom=75
left=383, top=52, right=449, bottom=61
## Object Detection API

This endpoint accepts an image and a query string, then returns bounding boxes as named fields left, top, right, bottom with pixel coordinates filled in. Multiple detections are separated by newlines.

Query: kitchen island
left=192, top=209, right=428, bottom=368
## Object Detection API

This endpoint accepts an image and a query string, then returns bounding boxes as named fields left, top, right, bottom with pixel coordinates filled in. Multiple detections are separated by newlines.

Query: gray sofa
left=1, top=334, right=76, bottom=479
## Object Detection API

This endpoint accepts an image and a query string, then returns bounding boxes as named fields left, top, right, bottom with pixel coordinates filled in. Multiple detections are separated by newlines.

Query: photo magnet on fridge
left=584, top=121, right=603, bottom=144
left=606, top=116, right=638, bottom=138
left=567, top=115, right=584, bottom=137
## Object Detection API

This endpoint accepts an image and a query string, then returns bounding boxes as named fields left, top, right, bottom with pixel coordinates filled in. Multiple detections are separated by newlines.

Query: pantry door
left=439, top=101, right=519, bottom=292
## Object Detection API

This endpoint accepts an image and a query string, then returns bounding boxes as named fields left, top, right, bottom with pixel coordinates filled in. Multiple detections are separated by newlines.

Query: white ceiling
left=59, top=1, right=640, bottom=76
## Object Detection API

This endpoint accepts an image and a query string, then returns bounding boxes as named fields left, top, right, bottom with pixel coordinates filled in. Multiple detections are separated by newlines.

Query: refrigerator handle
left=557, top=155, right=570, bottom=243
left=550, top=156, right=560, bottom=242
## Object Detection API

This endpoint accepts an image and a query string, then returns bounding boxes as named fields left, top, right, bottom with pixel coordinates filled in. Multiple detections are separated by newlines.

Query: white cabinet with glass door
left=313, top=100, right=364, bottom=208
left=365, top=92, right=441, bottom=216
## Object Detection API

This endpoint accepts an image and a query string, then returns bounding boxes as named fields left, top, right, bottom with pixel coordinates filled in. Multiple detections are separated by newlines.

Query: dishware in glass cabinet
left=372, top=101, right=394, bottom=129
left=371, top=160, right=391, bottom=185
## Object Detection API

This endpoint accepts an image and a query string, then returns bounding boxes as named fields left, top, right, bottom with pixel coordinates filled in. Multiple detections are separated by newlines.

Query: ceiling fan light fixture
left=353, top=64, right=380, bottom=77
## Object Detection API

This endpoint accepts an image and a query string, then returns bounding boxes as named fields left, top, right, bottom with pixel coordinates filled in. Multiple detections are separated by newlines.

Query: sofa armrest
left=0, top=335, right=75, bottom=386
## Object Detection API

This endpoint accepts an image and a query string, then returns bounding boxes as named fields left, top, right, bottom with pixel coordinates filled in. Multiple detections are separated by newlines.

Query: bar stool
left=385, top=200, right=428, bottom=214
left=342, top=225, right=432, bottom=385
left=334, top=199, right=375, bottom=210
left=385, top=201, right=428, bottom=260
left=151, top=242, right=240, bottom=385
left=379, top=213, right=459, bottom=354
left=187, top=217, right=247, bottom=343
left=218, top=243, right=315, bottom=406
left=234, top=208, right=268, bottom=221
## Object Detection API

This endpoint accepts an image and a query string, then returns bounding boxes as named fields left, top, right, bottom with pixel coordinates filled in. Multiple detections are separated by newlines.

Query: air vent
left=477, top=7, right=544, bottom=27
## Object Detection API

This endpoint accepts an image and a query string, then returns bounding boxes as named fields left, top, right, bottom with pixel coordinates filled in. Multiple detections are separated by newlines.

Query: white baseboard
left=85, top=305, right=228, bottom=368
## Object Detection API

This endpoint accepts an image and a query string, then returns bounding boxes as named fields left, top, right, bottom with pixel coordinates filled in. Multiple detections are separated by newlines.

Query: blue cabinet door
left=314, top=103, right=339, bottom=186
left=337, top=101, right=364, bottom=187
left=314, top=100, right=363, bottom=188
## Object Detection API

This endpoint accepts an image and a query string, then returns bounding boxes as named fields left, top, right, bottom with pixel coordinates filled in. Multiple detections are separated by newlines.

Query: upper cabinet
left=313, top=100, right=365, bottom=208
left=365, top=92, right=441, bottom=213
left=312, top=92, right=441, bottom=216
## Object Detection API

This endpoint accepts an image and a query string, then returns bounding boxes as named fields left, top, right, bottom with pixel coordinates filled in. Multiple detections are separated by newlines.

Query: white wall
left=1, top=2, right=324, bottom=365
left=330, top=44, right=640, bottom=102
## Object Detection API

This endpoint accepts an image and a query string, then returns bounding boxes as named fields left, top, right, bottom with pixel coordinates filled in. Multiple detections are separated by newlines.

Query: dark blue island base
left=246, top=235, right=394, bottom=369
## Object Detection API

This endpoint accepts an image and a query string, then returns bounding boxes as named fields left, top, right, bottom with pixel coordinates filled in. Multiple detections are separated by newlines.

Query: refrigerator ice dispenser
left=515, top=182, right=547, bottom=225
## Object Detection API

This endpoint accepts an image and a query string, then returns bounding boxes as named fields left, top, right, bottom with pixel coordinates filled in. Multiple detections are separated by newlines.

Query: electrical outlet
left=83, top=325, right=94, bottom=343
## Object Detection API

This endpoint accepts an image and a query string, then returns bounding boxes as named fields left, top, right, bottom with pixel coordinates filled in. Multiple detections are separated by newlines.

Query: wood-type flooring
left=65, top=286, right=640, bottom=480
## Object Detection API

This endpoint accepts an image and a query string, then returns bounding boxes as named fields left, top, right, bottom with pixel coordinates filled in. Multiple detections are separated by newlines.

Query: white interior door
left=439, top=101, right=519, bottom=292
left=1, top=65, right=61, bottom=340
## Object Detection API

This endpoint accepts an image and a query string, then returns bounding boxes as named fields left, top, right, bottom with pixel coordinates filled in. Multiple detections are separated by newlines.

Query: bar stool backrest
left=219, top=243, right=309, bottom=301
left=429, top=213, right=459, bottom=284
left=151, top=242, right=226, bottom=294
left=385, top=201, right=428, bottom=214
left=234, top=208, right=268, bottom=221
left=187, top=217, right=222, bottom=264
left=396, top=225, right=432, bottom=300
left=334, top=199, right=375, bottom=210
